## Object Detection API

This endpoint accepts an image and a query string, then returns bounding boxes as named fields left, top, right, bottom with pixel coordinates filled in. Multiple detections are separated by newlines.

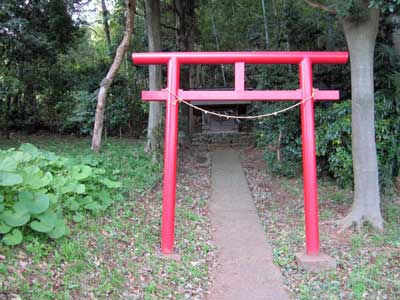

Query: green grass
left=0, top=136, right=161, bottom=193
left=0, top=135, right=214, bottom=299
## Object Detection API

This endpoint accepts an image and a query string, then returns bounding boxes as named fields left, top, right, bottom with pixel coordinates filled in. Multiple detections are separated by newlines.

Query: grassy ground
left=241, top=147, right=400, bottom=300
left=0, top=135, right=215, bottom=300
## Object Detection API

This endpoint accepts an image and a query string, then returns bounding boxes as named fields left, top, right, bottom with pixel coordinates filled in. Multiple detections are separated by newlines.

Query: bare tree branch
left=161, top=23, right=179, bottom=31
left=303, top=0, right=337, bottom=14
left=135, top=9, right=144, bottom=17
left=86, top=27, right=100, bottom=37
left=91, top=0, right=136, bottom=152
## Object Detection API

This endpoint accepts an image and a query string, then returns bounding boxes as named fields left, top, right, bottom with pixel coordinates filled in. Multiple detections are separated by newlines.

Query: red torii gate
left=132, top=52, right=348, bottom=261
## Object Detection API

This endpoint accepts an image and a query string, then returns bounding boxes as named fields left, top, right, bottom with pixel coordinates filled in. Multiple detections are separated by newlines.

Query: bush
left=375, top=89, right=400, bottom=192
left=254, top=101, right=302, bottom=177
left=315, top=101, right=353, bottom=187
left=59, top=90, right=97, bottom=135
left=255, top=93, right=400, bottom=192
left=58, top=76, right=146, bottom=136
left=0, top=143, right=122, bottom=246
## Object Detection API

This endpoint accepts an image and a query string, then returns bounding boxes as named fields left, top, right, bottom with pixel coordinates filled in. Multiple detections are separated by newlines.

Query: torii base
left=295, top=252, right=336, bottom=272
left=156, top=251, right=182, bottom=262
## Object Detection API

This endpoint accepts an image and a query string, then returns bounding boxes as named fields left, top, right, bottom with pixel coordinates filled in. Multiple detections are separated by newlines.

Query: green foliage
left=314, top=0, right=400, bottom=17
left=316, top=101, right=353, bottom=188
left=252, top=66, right=302, bottom=177
left=255, top=91, right=400, bottom=191
left=0, top=137, right=194, bottom=299
left=0, top=0, right=79, bottom=61
left=375, top=91, right=400, bottom=192
left=0, top=0, right=147, bottom=136
left=0, top=143, right=123, bottom=245
left=369, top=0, right=400, bottom=13
left=60, top=90, right=96, bottom=135
left=2, top=229, right=23, bottom=246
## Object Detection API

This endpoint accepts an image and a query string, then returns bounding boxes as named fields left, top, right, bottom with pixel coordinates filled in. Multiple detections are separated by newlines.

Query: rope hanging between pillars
left=166, top=88, right=316, bottom=120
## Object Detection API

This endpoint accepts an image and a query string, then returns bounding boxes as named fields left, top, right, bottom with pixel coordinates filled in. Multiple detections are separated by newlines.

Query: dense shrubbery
left=0, top=143, right=122, bottom=245
left=315, top=101, right=353, bottom=187
left=0, top=0, right=148, bottom=137
left=59, top=90, right=97, bottom=135
left=57, top=75, right=146, bottom=136
left=254, top=101, right=302, bottom=177
left=255, top=83, right=400, bottom=192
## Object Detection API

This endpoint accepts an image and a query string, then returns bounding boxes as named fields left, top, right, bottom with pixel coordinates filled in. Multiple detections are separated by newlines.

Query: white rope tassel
left=165, top=88, right=315, bottom=120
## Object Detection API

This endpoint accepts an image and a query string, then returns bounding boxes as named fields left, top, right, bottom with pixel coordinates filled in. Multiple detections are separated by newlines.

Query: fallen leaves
left=241, top=147, right=400, bottom=300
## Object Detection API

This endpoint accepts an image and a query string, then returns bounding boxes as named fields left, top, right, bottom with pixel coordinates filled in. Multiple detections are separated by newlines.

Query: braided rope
left=166, top=88, right=316, bottom=120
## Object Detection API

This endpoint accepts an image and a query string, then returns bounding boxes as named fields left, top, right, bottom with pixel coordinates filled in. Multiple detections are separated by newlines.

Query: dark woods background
left=0, top=0, right=399, bottom=191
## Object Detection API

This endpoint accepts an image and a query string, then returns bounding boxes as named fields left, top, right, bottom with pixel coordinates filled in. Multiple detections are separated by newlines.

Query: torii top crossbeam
left=132, top=51, right=349, bottom=261
left=132, top=51, right=348, bottom=64
left=134, top=52, right=347, bottom=103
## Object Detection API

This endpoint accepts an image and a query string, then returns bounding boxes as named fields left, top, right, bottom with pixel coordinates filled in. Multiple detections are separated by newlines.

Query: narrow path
left=208, top=149, right=290, bottom=300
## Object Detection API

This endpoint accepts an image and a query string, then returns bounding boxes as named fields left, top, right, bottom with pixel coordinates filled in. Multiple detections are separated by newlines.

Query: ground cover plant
left=0, top=143, right=123, bottom=246
left=241, top=148, right=400, bottom=300
left=0, top=136, right=215, bottom=299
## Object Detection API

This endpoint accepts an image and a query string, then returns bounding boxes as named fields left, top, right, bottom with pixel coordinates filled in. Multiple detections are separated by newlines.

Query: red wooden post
left=161, top=57, right=180, bottom=254
left=299, top=58, right=320, bottom=255
left=235, top=62, right=245, bottom=91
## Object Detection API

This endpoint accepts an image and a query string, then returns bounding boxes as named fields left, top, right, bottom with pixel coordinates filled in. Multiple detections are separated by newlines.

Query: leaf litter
left=241, top=147, right=400, bottom=300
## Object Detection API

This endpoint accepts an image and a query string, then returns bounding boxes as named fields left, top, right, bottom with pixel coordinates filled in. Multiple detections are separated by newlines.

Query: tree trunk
left=174, top=0, right=196, bottom=139
left=283, top=0, right=292, bottom=73
left=261, top=0, right=270, bottom=49
left=387, top=15, right=400, bottom=57
left=101, top=0, right=112, bottom=55
left=92, top=0, right=136, bottom=152
left=326, top=14, right=335, bottom=50
left=340, top=6, right=384, bottom=230
left=145, top=0, right=162, bottom=155
left=210, top=13, right=226, bottom=86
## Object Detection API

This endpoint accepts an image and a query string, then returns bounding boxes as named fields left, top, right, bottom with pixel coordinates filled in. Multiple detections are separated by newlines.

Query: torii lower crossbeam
left=132, top=52, right=348, bottom=265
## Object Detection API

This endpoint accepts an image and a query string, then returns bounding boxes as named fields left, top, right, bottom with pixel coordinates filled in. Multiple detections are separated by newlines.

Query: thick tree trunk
left=145, top=0, right=162, bottom=154
left=341, top=7, right=384, bottom=230
left=101, top=0, right=112, bottom=55
left=92, top=0, right=136, bottom=152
